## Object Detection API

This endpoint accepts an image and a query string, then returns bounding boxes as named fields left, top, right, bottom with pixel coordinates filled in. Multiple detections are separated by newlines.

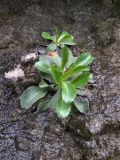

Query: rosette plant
left=42, top=30, right=76, bottom=51
left=20, top=31, right=94, bottom=118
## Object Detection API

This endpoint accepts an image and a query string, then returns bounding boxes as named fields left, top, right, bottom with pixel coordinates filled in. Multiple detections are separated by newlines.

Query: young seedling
left=20, top=31, right=94, bottom=118
left=42, top=30, right=76, bottom=51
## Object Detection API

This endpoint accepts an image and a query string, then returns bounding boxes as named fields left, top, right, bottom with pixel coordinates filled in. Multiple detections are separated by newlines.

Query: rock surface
left=0, top=0, right=120, bottom=160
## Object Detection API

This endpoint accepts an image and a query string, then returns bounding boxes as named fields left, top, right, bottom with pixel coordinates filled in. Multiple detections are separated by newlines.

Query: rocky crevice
left=0, top=0, right=120, bottom=160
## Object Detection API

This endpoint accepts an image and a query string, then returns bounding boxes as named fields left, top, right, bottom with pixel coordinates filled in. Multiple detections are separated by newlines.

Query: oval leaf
left=40, top=72, right=53, bottom=82
left=66, top=49, right=77, bottom=67
left=60, top=46, right=69, bottom=70
left=49, top=90, right=61, bottom=108
left=72, top=66, right=90, bottom=72
left=58, top=31, right=73, bottom=42
left=55, top=30, right=60, bottom=41
left=57, top=31, right=75, bottom=46
left=62, top=66, right=90, bottom=80
left=58, top=31, right=70, bottom=41
left=39, top=79, right=49, bottom=88
left=47, top=53, right=61, bottom=66
left=74, top=97, right=89, bottom=113
left=72, top=72, right=93, bottom=88
left=62, top=81, right=76, bottom=103
left=35, top=61, right=51, bottom=74
left=36, top=100, right=50, bottom=113
left=20, top=86, right=47, bottom=109
left=55, top=96, right=71, bottom=118
left=42, top=32, right=53, bottom=40
left=50, top=64, right=61, bottom=85
left=47, top=44, right=57, bottom=51
left=60, top=37, right=76, bottom=45
left=74, top=53, right=94, bottom=66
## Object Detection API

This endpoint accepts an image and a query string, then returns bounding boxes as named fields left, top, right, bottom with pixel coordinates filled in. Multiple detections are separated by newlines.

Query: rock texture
left=0, top=0, right=120, bottom=160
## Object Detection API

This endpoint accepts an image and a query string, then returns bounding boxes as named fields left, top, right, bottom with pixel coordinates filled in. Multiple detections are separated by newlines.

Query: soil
left=0, top=0, right=120, bottom=160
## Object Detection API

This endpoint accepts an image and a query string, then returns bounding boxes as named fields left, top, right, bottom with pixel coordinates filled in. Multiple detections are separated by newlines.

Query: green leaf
left=60, top=44, right=65, bottom=48
left=35, top=55, right=55, bottom=73
left=47, top=44, right=57, bottom=51
left=61, top=46, right=69, bottom=70
left=58, top=31, right=75, bottom=46
left=62, top=81, right=76, bottom=103
left=40, top=72, right=53, bottom=82
left=62, top=66, right=90, bottom=80
left=46, top=54, right=61, bottom=67
left=42, top=32, right=53, bottom=40
left=72, top=66, right=90, bottom=73
left=62, top=63, right=75, bottom=80
left=38, top=54, right=61, bottom=67
left=36, top=100, right=50, bottom=113
left=35, top=61, right=51, bottom=74
left=49, top=90, right=61, bottom=108
left=74, top=97, right=89, bottom=113
left=20, top=86, right=48, bottom=109
left=50, top=64, right=61, bottom=85
left=72, top=72, right=93, bottom=88
left=74, top=53, right=94, bottom=66
left=60, top=37, right=76, bottom=45
left=58, top=31, right=69, bottom=41
left=66, top=48, right=77, bottom=67
left=58, top=31, right=72, bottom=41
left=39, top=55, right=53, bottom=65
left=39, top=79, right=49, bottom=88
left=55, top=96, right=71, bottom=118
left=55, top=30, right=60, bottom=42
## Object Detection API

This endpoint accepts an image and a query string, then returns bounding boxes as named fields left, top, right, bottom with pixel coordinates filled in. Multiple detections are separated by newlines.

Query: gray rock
left=0, top=0, right=120, bottom=160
